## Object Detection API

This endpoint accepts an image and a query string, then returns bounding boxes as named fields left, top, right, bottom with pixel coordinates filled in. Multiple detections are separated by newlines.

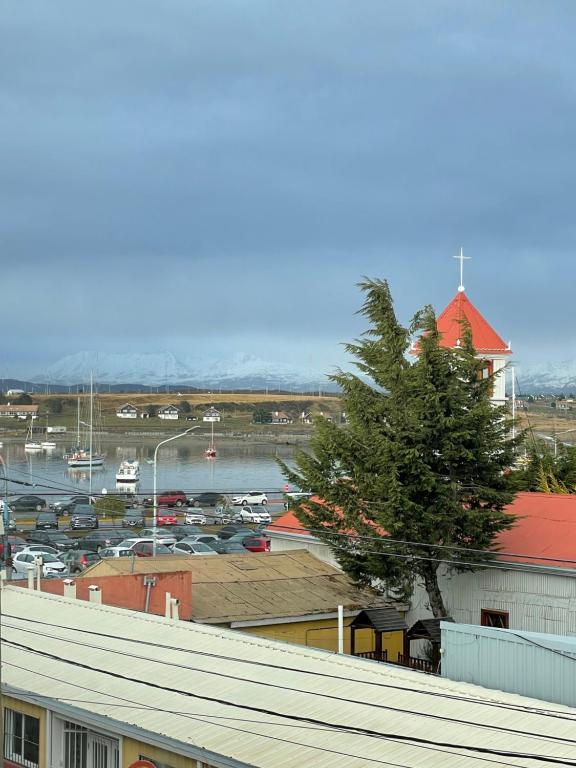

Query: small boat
left=25, top=417, right=42, bottom=451
left=204, top=421, right=217, bottom=459
left=67, top=378, right=105, bottom=468
left=116, top=459, right=140, bottom=483
left=41, top=441, right=57, bottom=450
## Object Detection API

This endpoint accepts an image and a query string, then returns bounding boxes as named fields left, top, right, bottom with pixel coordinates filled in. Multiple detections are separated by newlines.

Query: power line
left=4, top=638, right=575, bottom=766
left=4, top=620, right=572, bottom=748
left=4, top=614, right=575, bottom=723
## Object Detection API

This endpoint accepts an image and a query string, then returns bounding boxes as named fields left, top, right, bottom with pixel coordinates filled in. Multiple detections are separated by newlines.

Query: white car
left=18, top=545, right=60, bottom=557
left=184, top=511, right=207, bottom=525
left=232, top=492, right=268, bottom=506
left=12, top=551, right=68, bottom=577
left=138, top=528, right=177, bottom=547
left=99, top=546, right=135, bottom=558
left=172, top=541, right=218, bottom=556
left=234, top=506, right=265, bottom=524
left=285, top=491, right=313, bottom=501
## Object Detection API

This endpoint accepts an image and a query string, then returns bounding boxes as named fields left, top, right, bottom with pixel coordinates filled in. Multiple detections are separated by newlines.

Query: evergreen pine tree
left=279, top=279, right=518, bottom=617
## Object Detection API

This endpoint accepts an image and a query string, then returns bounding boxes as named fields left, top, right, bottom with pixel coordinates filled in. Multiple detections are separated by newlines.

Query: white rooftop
left=2, top=587, right=576, bottom=768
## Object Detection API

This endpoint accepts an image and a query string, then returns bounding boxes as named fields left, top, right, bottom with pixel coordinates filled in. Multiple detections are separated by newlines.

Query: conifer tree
left=279, top=279, right=518, bottom=617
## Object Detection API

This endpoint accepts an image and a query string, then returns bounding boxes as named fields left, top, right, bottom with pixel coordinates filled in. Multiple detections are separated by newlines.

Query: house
left=271, top=410, right=292, bottom=424
left=300, top=410, right=312, bottom=424
left=2, top=586, right=572, bottom=768
left=267, top=492, right=576, bottom=638
left=157, top=404, right=179, bottom=420
left=115, top=403, right=138, bottom=419
left=202, top=406, right=221, bottom=422
left=77, top=550, right=405, bottom=657
left=0, top=404, right=38, bottom=419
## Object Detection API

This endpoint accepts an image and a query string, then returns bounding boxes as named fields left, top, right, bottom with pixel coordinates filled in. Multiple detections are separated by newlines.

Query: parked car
left=99, top=546, right=135, bottom=558
left=178, top=534, right=219, bottom=546
left=35, top=512, right=58, bottom=530
left=118, top=539, right=173, bottom=557
left=231, top=492, right=268, bottom=506
left=146, top=490, right=188, bottom=508
left=12, top=551, right=68, bottom=577
left=19, top=544, right=60, bottom=556
left=115, top=492, right=139, bottom=509
left=172, top=541, right=218, bottom=556
left=284, top=491, right=313, bottom=501
left=10, top=495, right=47, bottom=513
left=169, top=525, right=202, bottom=540
left=241, top=535, right=271, bottom=553
left=217, top=525, right=256, bottom=541
left=0, top=535, right=28, bottom=557
left=156, top=510, right=178, bottom=526
left=209, top=540, right=250, bottom=555
left=26, top=530, right=78, bottom=551
left=184, top=511, right=207, bottom=525
left=233, top=507, right=266, bottom=524
left=138, top=528, right=177, bottom=546
left=50, top=495, right=95, bottom=515
left=81, top=529, right=134, bottom=552
left=122, top=510, right=145, bottom=528
left=188, top=492, right=226, bottom=508
left=58, top=550, right=102, bottom=574
left=69, top=505, right=98, bottom=530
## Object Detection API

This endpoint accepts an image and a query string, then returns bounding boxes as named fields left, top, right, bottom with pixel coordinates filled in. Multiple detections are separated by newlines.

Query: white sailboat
left=41, top=415, right=56, bottom=450
left=67, top=376, right=105, bottom=469
left=24, top=416, right=42, bottom=451
left=204, top=421, right=217, bottom=459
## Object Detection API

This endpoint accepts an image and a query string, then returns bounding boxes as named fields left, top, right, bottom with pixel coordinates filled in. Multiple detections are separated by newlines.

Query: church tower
left=425, top=250, right=511, bottom=405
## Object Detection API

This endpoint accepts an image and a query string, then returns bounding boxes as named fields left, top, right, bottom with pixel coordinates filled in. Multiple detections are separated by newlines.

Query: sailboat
left=204, top=421, right=217, bottom=459
left=41, top=415, right=56, bottom=450
left=67, top=377, right=105, bottom=468
left=24, top=416, right=42, bottom=451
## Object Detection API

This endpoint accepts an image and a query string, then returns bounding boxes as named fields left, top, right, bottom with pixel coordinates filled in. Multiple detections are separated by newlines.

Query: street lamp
left=152, top=426, right=201, bottom=554
left=536, top=428, right=576, bottom=457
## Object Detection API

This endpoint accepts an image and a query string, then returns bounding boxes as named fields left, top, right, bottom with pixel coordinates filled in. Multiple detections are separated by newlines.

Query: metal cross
left=453, top=247, right=471, bottom=292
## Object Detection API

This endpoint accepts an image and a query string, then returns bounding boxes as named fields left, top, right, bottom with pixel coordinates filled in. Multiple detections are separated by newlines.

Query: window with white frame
left=52, top=718, right=119, bottom=768
left=4, top=708, right=40, bottom=768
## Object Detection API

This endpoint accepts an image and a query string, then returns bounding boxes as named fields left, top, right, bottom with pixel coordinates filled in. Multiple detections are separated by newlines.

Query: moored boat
left=116, top=459, right=140, bottom=483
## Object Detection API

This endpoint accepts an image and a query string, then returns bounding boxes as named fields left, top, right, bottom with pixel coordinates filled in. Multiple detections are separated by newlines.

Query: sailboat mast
left=76, top=397, right=80, bottom=447
left=89, top=372, right=93, bottom=494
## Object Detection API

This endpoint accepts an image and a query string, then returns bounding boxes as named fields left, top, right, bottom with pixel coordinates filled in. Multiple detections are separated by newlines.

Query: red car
left=157, top=510, right=178, bottom=526
left=158, top=490, right=188, bottom=507
left=133, top=542, right=173, bottom=557
left=241, top=535, right=271, bottom=553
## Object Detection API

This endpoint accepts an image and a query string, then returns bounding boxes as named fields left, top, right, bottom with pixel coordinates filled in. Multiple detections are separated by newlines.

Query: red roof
left=435, top=291, right=511, bottom=355
left=269, top=492, right=576, bottom=570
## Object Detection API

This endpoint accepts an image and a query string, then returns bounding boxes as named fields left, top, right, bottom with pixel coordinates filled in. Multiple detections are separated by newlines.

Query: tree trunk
left=419, top=561, right=448, bottom=618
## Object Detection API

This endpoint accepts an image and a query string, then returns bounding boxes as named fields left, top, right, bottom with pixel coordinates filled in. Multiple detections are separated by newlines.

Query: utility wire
left=3, top=639, right=576, bottom=766
left=4, top=614, right=576, bottom=722
left=4, top=620, right=572, bottom=748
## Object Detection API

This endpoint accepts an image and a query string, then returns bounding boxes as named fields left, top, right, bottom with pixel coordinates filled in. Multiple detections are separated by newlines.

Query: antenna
left=453, top=247, right=471, bottom=292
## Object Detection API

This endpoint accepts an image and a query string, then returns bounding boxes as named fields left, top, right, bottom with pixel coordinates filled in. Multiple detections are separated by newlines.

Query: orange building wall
left=26, top=572, right=193, bottom=619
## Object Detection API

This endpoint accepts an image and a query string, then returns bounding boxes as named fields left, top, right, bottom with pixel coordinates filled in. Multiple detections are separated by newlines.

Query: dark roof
left=407, top=617, right=455, bottom=644
left=350, top=608, right=406, bottom=633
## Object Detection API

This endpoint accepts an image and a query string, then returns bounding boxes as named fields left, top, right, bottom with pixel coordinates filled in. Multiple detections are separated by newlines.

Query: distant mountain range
left=1, top=352, right=573, bottom=395
left=24, top=351, right=337, bottom=393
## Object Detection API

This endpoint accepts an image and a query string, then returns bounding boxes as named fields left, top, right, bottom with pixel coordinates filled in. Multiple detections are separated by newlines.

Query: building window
left=481, top=609, right=509, bottom=629
left=4, top=708, right=40, bottom=768
left=52, top=719, right=119, bottom=768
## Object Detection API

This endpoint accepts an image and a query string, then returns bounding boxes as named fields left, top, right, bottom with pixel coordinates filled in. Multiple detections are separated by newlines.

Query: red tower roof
left=435, top=291, right=511, bottom=355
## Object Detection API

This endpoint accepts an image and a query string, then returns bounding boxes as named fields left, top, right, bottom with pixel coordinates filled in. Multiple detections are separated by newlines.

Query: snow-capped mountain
left=516, top=361, right=576, bottom=394
left=32, top=351, right=335, bottom=391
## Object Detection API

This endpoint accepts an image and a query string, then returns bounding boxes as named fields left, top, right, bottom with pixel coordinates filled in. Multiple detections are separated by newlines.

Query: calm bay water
left=3, top=437, right=304, bottom=501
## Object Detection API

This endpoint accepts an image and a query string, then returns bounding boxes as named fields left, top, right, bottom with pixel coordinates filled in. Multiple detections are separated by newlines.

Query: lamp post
left=152, top=426, right=201, bottom=554
left=537, top=428, right=576, bottom=457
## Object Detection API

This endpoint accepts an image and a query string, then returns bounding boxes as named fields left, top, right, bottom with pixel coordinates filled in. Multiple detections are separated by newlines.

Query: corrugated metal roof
left=81, top=551, right=380, bottom=623
left=2, top=587, right=576, bottom=768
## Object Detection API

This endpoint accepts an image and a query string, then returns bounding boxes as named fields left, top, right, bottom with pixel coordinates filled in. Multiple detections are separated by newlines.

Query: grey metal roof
left=3, top=588, right=576, bottom=768
left=350, top=608, right=407, bottom=633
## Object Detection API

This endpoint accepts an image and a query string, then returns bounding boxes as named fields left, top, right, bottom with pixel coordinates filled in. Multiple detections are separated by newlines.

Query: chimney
left=165, top=592, right=172, bottom=618
left=63, top=579, right=76, bottom=599
left=27, top=567, right=35, bottom=590
left=88, top=585, right=102, bottom=604
left=171, top=597, right=180, bottom=621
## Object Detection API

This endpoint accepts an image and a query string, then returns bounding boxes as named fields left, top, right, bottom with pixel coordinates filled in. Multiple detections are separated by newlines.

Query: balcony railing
left=354, top=650, right=436, bottom=674
left=354, top=650, right=388, bottom=662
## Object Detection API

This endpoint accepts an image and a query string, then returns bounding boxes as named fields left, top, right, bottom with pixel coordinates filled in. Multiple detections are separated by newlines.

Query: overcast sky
left=3, top=1, right=576, bottom=379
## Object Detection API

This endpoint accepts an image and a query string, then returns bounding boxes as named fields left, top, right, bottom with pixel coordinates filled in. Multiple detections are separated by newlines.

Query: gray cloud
left=2, top=1, right=575, bottom=376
